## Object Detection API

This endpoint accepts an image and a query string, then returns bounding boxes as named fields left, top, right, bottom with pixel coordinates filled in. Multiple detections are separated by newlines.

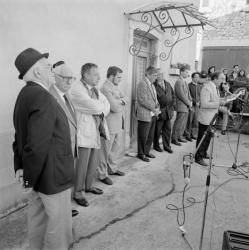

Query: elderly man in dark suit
left=13, top=48, right=74, bottom=249
left=49, top=61, right=79, bottom=217
left=153, top=68, right=175, bottom=153
left=136, top=66, right=160, bottom=162
left=172, top=65, right=192, bottom=146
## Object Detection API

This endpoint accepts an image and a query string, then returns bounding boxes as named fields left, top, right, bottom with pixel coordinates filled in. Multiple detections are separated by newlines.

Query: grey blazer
left=136, top=78, right=158, bottom=122
left=101, top=79, right=124, bottom=134
left=174, top=77, right=192, bottom=113
left=49, top=85, right=78, bottom=158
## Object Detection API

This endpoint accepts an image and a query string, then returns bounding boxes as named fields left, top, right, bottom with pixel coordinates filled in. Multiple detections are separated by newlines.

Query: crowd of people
left=136, top=64, right=247, bottom=166
left=12, top=47, right=246, bottom=249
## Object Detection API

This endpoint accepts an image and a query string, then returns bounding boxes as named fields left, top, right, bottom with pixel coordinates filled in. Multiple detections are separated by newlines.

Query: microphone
left=183, top=154, right=193, bottom=184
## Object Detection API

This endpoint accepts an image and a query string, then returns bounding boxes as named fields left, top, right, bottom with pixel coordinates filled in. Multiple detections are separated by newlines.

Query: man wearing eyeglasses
left=49, top=61, right=79, bottom=217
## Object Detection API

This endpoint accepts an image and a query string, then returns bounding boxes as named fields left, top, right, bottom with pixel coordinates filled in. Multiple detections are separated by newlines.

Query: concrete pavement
left=1, top=131, right=249, bottom=250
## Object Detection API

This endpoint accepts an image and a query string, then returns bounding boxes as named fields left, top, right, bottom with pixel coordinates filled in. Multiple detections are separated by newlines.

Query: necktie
left=63, top=94, right=76, bottom=121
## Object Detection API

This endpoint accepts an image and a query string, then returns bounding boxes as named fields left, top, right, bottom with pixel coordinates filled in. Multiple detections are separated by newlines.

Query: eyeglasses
left=55, top=74, right=76, bottom=82
left=52, top=61, right=65, bottom=68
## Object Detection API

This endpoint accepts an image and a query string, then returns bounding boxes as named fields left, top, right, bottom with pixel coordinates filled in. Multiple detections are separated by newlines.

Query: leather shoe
left=110, top=170, right=125, bottom=176
left=164, top=147, right=173, bottom=153
left=171, top=139, right=182, bottom=146
left=195, top=159, right=208, bottom=166
left=191, top=135, right=197, bottom=140
left=138, top=155, right=150, bottom=162
left=85, top=187, right=103, bottom=195
left=73, top=197, right=89, bottom=207
left=100, top=177, right=113, bottom=185
left=72, top=209, right=79, bottom=217
left=203, top=153, right=210, bottom=159
left=178, top=137, right=187, bottom=143
left=146, top=153, right=155, bottom=158
left=154, top=146, right=163, bottom=152
left=186, top=137, right=193, bottom=142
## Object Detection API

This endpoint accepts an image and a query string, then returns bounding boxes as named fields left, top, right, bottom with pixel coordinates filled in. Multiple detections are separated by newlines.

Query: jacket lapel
left=145, top=78, right=157, bottom=103
left=50, top=85, right=77, bottom=128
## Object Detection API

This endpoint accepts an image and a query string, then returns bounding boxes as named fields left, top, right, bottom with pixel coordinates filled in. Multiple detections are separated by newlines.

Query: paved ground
left=1, top=131, right=249, bottom=250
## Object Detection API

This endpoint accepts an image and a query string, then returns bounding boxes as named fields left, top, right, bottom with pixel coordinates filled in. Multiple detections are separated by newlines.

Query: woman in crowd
left=207, top=65, right=215, bottom=78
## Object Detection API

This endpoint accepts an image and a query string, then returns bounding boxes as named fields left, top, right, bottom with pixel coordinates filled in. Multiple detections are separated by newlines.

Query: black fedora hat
left=15, top=48, right=49, bottom=79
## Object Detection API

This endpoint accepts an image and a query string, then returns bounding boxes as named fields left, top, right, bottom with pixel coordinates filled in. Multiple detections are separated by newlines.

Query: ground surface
left=1, top=131, right=249, bottom=250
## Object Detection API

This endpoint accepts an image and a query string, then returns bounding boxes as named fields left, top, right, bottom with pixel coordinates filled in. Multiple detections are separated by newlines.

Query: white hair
left=22, top=60, right=41, bottom=82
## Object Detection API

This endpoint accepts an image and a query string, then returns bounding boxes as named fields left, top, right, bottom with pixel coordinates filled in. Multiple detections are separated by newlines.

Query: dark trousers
left=137, top=116, right=156, bottom=156
left=195, top=122, right=212, bottom=161
left=154, top=118, right=172, bottom=149
left=185, top=106, right=198, bottom=138
left=172, top=112, right=188, bottom=141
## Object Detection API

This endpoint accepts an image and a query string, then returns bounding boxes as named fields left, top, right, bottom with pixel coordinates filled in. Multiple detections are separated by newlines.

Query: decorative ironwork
left=125, top=2, right=215, bottom=61
left=159, top=26, right=194, bottom=61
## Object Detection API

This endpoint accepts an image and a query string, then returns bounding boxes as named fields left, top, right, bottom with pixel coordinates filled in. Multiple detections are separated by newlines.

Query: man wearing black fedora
left=13, top=48, right=75, bottom=249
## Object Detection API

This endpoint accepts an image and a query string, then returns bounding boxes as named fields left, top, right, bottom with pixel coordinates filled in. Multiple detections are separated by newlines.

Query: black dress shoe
left=164, top=147, right=173, bottom=153
left=154, top=146, right=163, bottom=152
left=178, top=137, right=187, bottom=143
left=171, top=139, right=182, bottom=146
left=191, top=135, right=197, bottom=140
left=138, top=155, right=150, bottom=162
left=85, top=187, right=103, bottom=195
left=72, top=209, right=79, bottom=217
left=110, top=170, right=125, bottom=176
left=195, top=159, right=208, bottom=166
left=73, top=197, right=89, bottom=207
left=186, top=137, right=193, bottom=142
left=100, top=177, right=113, bottom=185
left=203, top=153, right=210, bottom=159
left=146, top=153, right=155, bottom=158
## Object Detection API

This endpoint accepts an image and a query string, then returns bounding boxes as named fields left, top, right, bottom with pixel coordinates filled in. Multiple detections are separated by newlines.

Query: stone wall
left=203, top=9, right=249, bottom=40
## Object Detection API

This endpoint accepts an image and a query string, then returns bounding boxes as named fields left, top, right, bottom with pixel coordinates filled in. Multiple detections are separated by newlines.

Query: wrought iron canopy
left=125, top=1, right=216, bottom=61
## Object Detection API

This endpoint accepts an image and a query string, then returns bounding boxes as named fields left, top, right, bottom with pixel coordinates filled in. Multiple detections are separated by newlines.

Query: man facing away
left=70, top=63, right=110, bottom=206
left=153, top=68, right=175, bottom=154
left=13, top=48, right=74, bottom=249
left=171, top=65, right=192, bottom=146
left=98, top=66, right=125, bottom=185
left=136, top=66, right=160, bottom=162
left=184, top=72, right=202, bottom=141
left=49, top=61, right=79, bottom=217
left=195, top=71, right=226, bottom=166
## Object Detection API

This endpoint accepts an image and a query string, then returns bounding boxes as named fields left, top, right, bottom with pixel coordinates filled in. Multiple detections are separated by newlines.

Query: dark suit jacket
left=13, top=81, right=74, bottom=195
left=154, top=80, right=175, bottom=120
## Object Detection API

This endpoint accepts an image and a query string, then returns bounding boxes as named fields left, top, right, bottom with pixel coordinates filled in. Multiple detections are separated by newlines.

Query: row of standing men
left=13, top=48, right=126, bottom=249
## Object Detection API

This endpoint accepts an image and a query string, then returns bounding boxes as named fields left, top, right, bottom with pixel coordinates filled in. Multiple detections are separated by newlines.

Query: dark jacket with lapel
left=154, top=80, right=175, bottom=120
left=13, top=81, right=74, bottom=195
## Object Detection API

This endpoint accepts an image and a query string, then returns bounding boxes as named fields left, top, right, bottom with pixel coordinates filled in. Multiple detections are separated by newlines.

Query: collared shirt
left=33, top=80, right=49, bottom=91
left=145, top=77, right=157, bottom=102
left=53, top=84, right=66, bottom=103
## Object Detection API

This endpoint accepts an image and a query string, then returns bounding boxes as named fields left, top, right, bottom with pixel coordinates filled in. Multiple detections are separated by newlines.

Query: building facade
left=0, top=0, right=199, bottom=216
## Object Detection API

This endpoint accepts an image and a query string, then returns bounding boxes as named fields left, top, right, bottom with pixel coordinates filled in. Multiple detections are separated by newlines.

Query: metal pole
left=199, top=129, right=215, bottom=250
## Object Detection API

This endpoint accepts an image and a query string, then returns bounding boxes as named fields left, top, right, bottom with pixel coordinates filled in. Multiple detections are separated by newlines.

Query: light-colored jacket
left=101, top=79, right=125, bottom=134
left=49, top=84, right=78, bottom=157
left=174, top=77, right=192, bottom=113
left=198, top=81, right=220, bottom=125
left=70, top=80, right=110, bottom=149
left=136, top=78, right=158, bottom=122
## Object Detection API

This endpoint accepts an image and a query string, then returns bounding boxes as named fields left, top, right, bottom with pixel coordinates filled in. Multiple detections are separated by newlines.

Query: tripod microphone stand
left=231, top=99, right=249, bottom=179
left=193, top=113, right=218, bottom=250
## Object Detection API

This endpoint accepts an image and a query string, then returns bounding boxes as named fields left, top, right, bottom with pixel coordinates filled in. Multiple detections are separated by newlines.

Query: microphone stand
left=231, top=99, right=249, bottom=178
left=193, top=113, right=218, bottom=250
